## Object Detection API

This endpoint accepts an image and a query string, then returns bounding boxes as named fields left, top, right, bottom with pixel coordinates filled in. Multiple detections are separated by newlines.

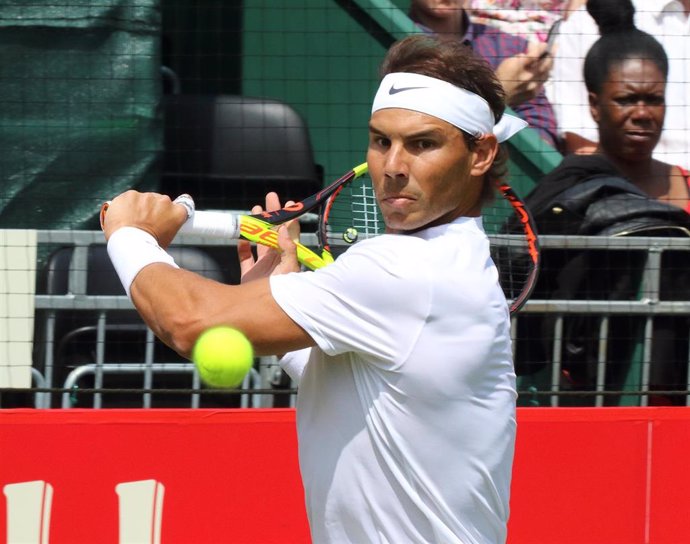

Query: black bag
left=531, top=176, right=690, bottom=237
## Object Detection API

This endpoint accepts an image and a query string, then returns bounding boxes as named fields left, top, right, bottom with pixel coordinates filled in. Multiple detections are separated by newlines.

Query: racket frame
left=493, top=181, right=541, bottom=314
left=182, top=166, right=540, bottom=313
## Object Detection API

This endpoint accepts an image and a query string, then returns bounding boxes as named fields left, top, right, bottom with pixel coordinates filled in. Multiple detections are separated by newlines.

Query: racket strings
left=322, top=176, right=383, bottom=258
left=350, top=183, right=380, bottom=237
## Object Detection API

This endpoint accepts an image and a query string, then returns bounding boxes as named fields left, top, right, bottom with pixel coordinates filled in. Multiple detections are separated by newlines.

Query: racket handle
left=178, top=210, right=241, bottom=239
left=174, top=195, right=241, bottom=239
left=100, top=195, right=241, bottom=240
left=175, top=197, right=327, bottom=270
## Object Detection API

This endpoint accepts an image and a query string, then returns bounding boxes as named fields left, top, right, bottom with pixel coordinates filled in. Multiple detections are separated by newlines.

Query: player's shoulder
left=348, top=232, right=428, bottom=255
left=337, top=233, right=432, bottom=271
left=341, top=223, right=482, bottom=268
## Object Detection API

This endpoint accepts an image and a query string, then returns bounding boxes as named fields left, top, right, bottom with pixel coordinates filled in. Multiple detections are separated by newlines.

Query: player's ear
left=469, top=134, right=498, bottom=177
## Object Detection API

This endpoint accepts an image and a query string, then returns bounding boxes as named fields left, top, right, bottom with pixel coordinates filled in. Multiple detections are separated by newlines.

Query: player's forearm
left=129, top=264, right=215, bottom=356
left=129, top=263, right=313, bottom=358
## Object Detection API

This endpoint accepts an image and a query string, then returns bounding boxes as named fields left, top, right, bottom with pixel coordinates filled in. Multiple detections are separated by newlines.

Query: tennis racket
left=101, top=162, right=539, bottom=314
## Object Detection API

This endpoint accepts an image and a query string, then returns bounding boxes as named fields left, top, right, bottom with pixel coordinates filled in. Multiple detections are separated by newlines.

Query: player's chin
left=382, top=211, right=432, bottom=234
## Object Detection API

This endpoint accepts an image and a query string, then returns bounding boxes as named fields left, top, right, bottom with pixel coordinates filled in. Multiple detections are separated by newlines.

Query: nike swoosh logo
left=388, top=84, right=427, bottom=95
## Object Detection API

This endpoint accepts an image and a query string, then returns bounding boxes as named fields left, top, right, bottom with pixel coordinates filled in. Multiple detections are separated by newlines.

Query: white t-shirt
left=547, top=0, right=690, bottom=169
left=270, top=217, right=517, bottom=544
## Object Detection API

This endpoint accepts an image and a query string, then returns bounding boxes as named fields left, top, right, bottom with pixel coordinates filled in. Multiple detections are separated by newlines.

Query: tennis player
left=103, top=35, right=527, bottom=544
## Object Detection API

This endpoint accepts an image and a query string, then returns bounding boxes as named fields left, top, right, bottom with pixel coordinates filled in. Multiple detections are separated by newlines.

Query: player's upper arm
left=130, top=263, right=315, bottom=358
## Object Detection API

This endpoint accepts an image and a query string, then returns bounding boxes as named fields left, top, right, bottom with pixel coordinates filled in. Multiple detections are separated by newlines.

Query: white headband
left=372, top=72, right=528, bottom=142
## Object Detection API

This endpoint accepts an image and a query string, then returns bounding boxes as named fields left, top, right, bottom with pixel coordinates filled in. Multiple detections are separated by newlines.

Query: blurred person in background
left=548, top=0, right=690, bottom=169
left=468, top=0, right=587, bottom=42
left=409, top=0, right=560, bottom=147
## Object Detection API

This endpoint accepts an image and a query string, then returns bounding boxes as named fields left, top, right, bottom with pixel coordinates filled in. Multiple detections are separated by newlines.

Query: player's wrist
left=107, top=226, right=179, bottom=298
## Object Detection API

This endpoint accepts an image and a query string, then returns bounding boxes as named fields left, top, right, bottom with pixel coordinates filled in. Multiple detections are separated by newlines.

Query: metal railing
left=517, top=234, right=690, bottom=407
left=19, top=230, right=287, bottom=409
left=3, top=229, right=690, bottom=409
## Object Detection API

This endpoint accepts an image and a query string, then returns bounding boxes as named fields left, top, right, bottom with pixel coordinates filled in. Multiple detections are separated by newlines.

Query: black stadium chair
left=160, top=94, right=323, bottom=213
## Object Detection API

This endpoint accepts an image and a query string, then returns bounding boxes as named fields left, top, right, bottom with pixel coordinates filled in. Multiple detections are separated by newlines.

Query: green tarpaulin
left=0, top=0, right=161, bottom=230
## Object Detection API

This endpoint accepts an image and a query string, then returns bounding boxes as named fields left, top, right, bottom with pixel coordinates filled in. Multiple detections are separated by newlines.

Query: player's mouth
left=380, top=194, right=417, bottom=209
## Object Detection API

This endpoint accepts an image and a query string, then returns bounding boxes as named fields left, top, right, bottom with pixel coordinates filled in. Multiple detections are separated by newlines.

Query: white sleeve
left=547, top=7, right=600, bottom=141
left=270, top=237, right=431, bottom=367
left=279, top=348, right=311, bottom=385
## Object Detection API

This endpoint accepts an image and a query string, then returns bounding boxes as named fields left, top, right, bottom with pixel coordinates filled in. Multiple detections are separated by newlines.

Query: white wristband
left=107, top=227, right=179, bottom=298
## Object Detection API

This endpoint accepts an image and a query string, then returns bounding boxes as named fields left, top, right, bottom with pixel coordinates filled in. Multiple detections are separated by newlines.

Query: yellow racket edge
left=353, top=162, right=369, bottom=177
left=239, top=215, right=328, bottom=271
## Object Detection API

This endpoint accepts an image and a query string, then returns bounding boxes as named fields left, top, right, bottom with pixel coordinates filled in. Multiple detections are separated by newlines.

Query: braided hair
left=583, top=0, right=668, bottom=93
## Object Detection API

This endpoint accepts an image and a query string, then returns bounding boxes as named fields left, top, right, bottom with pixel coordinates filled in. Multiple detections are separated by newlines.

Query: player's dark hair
left=584, top=0, right=668, bottom=94
left=379, top=34, right=509, bottom=202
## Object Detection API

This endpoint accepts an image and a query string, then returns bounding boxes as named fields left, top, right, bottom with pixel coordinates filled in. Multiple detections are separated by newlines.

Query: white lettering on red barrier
left=3, top=479, right=164, bottom=544
left=3, top=481, right=52, bottom=544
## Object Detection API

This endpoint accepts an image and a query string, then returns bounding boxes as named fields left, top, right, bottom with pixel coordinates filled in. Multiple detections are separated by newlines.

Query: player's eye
left=413, top=139, right=435, bottom=151
left=370, top=135, right=390, bottom=148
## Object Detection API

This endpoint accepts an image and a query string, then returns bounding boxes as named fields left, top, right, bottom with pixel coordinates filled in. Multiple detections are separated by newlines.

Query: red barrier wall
left=1, top=408, right=688, bottom=543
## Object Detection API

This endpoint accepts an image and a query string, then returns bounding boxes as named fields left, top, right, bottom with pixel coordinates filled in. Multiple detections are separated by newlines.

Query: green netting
left=242, top=0, right=561, bottom=195
left=0, top=0, right=162, bottom=230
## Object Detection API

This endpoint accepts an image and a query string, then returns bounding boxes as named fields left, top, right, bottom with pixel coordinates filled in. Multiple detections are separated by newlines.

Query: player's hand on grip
left=100, top=190, right=189, bottom=248
left=238, top=192, right=302, bottom=283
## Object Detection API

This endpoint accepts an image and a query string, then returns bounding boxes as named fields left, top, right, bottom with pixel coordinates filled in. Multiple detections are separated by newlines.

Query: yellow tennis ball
left=192, top=326, right=254, bottom=388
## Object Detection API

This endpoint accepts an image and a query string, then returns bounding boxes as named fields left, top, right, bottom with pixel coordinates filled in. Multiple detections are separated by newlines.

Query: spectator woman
left=549, top=0, right=690, bottom=169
